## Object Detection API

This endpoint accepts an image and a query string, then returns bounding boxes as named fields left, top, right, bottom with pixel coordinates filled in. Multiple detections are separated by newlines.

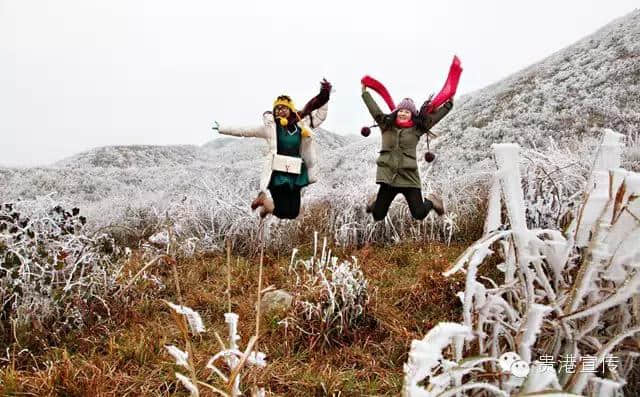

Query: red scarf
left=395, top=119, right=414, bottom=128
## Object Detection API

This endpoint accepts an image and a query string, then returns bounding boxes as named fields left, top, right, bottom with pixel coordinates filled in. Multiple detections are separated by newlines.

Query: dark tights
left=371, top=183, right=433, bottom=221
left=269, top=186, right=302, bottom=219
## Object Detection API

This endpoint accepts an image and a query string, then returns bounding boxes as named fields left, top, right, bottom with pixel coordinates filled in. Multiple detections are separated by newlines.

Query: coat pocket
left=401, top=152, right=418, bottom=170
left=376, top=150, right=391, bottom=167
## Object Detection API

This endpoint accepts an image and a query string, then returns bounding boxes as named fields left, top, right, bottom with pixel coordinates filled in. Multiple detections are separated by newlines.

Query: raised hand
left=320, top=78, right=332, bottom=91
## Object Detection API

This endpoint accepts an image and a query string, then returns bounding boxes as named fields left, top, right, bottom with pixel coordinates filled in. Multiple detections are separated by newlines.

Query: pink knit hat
left=395, top=98, right=417, bottom=116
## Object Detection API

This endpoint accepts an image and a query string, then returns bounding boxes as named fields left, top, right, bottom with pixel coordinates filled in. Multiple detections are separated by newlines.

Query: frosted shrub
left=1, top=162, right=465, bottom=254
left=0, top=196, right=123, bottom=337
left=404, top=130, right=640, bottom=396
left=623, top=131, right=640, bottom=172
left=288, top=234, right=370, bottom=348
left=421, top=157, right=495, bottom=238
left=403, top=323, right=507, bottom=397
left=0, top=137, right=602, bottom=258
left=130, top=147, right=590, bottom=256
left=520, top=137, right=595, bottom=230
left=135, top=191, right=461, bottom=258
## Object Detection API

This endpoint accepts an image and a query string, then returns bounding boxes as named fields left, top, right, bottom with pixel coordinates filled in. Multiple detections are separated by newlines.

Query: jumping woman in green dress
left=214, top=79, right=331, bottom=219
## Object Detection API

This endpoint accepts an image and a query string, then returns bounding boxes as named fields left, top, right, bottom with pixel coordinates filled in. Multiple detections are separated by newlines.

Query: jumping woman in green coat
left=362, top=84, right=453, bottom=221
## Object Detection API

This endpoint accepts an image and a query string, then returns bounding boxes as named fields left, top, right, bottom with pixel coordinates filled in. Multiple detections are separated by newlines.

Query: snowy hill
left=54, top=145, right=210, bottom=169
left=47, top=128, right=357, bottom=172
left=0, top=129, right=359, bottom=203
left=428, top=10, right=640, bottom=176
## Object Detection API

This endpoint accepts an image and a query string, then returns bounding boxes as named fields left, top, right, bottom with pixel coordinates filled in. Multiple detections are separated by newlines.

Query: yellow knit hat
left=273, top=95, right=296, bottom=112
left=273, top=95, right=312, bottom=136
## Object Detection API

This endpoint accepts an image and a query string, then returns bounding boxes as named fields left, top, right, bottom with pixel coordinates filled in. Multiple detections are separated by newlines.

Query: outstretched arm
left=361, top=87, right=385, bottom=125
left=216, top=123, right=269, bottom=139
left=421, top=100, right=453, bottom=130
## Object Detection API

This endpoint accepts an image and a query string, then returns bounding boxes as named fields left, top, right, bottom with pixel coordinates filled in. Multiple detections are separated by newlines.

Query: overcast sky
left=1, top=1, right=638, bottom=167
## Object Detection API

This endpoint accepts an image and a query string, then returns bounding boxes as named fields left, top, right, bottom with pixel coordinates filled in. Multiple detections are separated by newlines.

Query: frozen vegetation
left=1, top=9, right=640, bottom=395
left=0, top=197, right=125, bottom=335
left=404, top=132, right=640, bottom=396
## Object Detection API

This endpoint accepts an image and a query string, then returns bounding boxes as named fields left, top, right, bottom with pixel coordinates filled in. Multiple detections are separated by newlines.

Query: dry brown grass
left=1, top=240, right=478, bottom=396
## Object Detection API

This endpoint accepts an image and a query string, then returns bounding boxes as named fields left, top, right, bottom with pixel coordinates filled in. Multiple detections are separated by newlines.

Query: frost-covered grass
left=404, top=131, right=640, bottom=396
left=1, top=136, right=595, bottom=259
left=287, top=234, right=370, bottom=349
left=0, top=160, right=470, bottom=253
left=0, top=239, right=467, bottom=395
left=0, top=196, right=125, bottom=345
left=164, top=303, right=267, bottom=397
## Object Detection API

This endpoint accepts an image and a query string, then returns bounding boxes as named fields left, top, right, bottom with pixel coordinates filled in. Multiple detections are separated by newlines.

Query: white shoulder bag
left=272, top=154, right=302, bottom=175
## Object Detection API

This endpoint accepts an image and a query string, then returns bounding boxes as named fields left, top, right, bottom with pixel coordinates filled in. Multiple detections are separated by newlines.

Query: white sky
left=1, top=0, right=638, bottom=167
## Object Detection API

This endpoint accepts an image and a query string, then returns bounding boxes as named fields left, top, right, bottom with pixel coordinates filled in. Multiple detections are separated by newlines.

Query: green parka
left=362, top=90, right=453, bottom=188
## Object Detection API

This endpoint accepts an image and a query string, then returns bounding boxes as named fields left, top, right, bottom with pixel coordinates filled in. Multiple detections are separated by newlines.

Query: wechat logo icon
left=498, top=352, right=530, bottom=378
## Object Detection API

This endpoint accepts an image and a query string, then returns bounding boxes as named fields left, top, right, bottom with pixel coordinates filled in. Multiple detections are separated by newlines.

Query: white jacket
left=218, top=103, right=328, bottom=192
